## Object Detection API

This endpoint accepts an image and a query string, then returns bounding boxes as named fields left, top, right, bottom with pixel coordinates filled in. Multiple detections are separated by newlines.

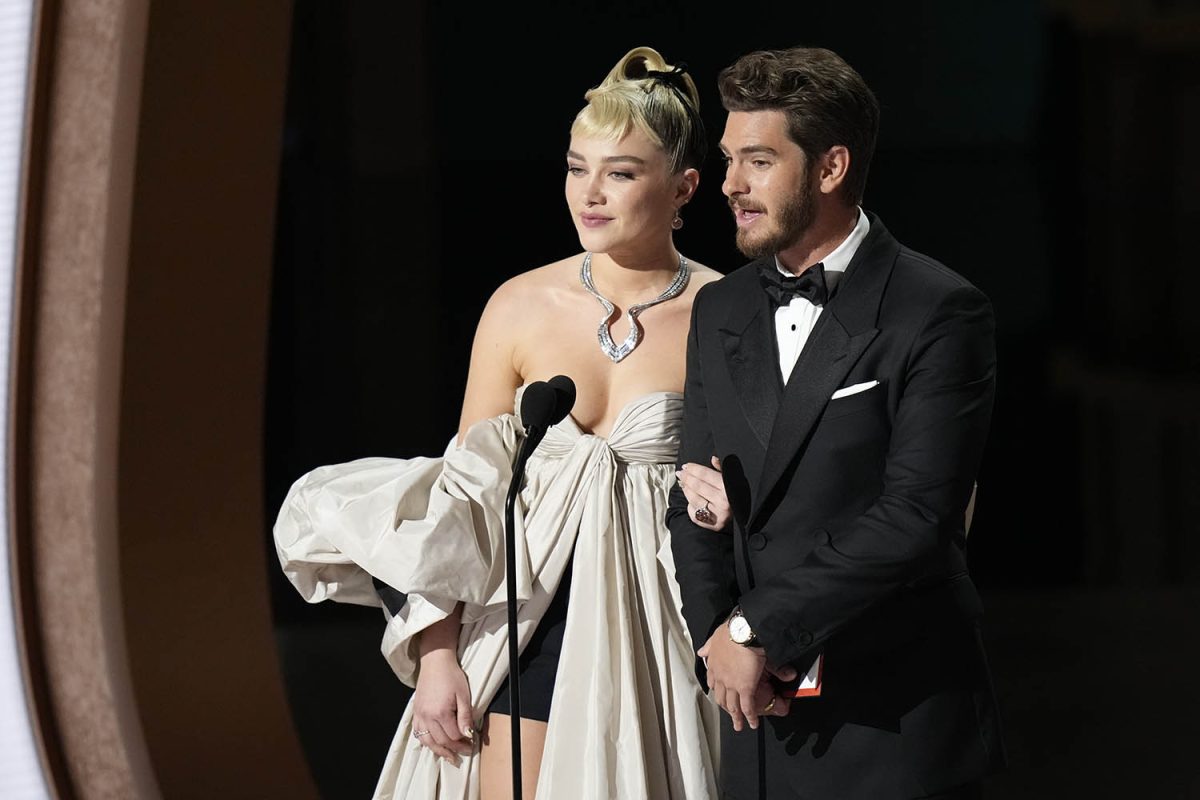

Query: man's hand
left=699, top=628, right=781, bottom=731
left=759, top=662, right=799, bottom=718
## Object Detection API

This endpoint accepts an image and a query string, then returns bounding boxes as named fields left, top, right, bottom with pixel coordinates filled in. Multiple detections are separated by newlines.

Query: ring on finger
left=695, top=499, right=717, bottom=525
left=762, top=697, right=776, bottom=713
left=412, top=729, right=430, bottom=740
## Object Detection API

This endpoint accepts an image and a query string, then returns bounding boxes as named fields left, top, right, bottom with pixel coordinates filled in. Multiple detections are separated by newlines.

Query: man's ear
left=818, top=146, right=850, bottom=197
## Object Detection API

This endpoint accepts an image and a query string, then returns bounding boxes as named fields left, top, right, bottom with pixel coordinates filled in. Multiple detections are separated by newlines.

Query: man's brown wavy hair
left=718, top=47, right=880, bottom=206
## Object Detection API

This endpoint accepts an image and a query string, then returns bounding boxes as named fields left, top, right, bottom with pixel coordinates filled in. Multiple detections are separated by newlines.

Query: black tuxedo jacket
left=667, top=214, right=1005, bottom=798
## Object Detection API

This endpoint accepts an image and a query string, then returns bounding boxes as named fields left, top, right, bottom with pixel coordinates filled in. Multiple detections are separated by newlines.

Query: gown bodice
left=518, top=385, right=683, bottom=466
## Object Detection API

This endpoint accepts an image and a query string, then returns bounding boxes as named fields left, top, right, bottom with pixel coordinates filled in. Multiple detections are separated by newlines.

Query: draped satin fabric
left=274, top=390, right=720, bottom=799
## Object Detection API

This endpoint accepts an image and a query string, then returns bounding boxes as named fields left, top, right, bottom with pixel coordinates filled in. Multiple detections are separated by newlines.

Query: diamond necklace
left=580, top=252, right=690, bottom=363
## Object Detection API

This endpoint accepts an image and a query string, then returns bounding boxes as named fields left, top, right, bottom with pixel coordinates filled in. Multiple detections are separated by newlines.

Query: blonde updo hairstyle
left=571, top=46, right=707, bottom=174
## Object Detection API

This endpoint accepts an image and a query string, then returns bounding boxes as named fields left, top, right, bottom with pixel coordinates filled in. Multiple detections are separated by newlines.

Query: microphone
left=519, top=380, right=557, bottom=433
left=504, top=374, right=575, bottom=800
left=520, top=375, right=577, bottom=445
left=547, top=374, right=576, bottom=428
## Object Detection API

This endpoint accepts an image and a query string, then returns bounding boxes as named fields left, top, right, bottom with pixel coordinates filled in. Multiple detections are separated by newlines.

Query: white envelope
left=830, top=380, right=879, bottom=400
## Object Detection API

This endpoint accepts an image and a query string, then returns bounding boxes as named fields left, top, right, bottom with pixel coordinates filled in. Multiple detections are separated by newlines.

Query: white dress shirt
left=774, top=208, right=870, bottom=383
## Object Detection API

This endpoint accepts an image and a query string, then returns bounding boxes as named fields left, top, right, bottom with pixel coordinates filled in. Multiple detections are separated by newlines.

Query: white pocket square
left=830, top=380, right=879, bottom=400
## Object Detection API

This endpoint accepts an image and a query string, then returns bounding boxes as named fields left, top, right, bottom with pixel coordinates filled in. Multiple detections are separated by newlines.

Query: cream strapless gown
left=273, top=390, right=720, bottom=799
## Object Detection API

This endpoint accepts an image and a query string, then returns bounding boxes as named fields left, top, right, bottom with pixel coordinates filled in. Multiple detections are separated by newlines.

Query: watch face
left=729, top=614, right=752, bottom=643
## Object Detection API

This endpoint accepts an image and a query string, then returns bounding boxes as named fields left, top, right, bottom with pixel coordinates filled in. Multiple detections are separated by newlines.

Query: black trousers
left=719, top=719, right=986, bottom=800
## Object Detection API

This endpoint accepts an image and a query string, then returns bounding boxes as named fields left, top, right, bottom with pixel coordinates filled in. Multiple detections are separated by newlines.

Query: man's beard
left=733, top=174, right=817, bottom=259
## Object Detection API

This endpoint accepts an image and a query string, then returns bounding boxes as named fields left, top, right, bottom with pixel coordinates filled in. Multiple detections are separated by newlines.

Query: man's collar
left=774, top=206, right=870, bottom=278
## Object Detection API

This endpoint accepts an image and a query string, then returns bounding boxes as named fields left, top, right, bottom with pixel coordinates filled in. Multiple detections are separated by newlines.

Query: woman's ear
left=674, top=167, right=700, bottom=206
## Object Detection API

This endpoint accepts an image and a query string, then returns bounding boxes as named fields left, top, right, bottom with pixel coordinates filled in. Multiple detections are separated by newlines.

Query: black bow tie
left=759, top=262, right=828, bottom=308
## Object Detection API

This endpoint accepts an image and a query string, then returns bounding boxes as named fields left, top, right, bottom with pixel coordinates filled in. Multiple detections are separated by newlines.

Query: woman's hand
left=676, top=456, right=732, bottom=532
left=411, top=606, right=474, bottom=764
left=411, top=648, right=475, bottom=764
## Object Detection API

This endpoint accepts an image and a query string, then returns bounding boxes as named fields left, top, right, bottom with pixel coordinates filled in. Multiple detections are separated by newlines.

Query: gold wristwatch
left=728, top=606, right=758, bottom=647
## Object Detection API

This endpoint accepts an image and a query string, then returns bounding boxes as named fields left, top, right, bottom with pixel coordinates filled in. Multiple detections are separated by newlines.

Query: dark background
left=264, top=2, right=1200, bottom=798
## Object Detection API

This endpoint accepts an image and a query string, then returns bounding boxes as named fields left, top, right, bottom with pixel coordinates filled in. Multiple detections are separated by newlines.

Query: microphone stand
left=503, top=423, right=543, bottom=800
left=500, top=375, right=573, bottom=800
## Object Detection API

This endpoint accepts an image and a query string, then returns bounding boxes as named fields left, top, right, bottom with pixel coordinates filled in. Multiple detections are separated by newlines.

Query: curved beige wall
left=11, top=1, right=319, bottom=797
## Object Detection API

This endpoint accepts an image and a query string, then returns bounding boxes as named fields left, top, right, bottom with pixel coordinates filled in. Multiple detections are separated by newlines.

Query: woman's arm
left=411, top=603, right=475, bottom=762
left=412, top=277, right=527, bottom=760
left=456, top=279, right=526, bottom=441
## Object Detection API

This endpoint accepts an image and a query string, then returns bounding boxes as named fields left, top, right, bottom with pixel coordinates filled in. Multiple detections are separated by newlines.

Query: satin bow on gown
left=274, top=389, right=720, bottom=799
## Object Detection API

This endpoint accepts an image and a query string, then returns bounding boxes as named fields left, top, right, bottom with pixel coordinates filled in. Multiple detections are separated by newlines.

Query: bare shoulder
left=478, top=254, right=580, bottom=325
left=459, top=256, right=583, bottom=432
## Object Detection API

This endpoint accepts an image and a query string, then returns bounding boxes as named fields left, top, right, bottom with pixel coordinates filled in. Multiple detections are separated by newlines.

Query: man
left=668, top=47, right=1006, bottom=799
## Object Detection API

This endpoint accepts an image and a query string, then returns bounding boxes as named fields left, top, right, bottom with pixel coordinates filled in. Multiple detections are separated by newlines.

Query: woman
left=275, top=46, right=722, bottom=799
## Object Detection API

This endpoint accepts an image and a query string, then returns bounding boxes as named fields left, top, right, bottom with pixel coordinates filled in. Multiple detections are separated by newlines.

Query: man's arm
left=667, top=286, right=740, bottom=665
left=740, top=285, right=997, bottom=667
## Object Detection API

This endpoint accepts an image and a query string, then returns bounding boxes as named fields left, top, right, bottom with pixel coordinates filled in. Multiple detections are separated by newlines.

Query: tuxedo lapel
left=748, top=213, right=898, bottom=528
left=718, top=261, right=781, bottom=449
left=751, top=313, right=877, bottom=526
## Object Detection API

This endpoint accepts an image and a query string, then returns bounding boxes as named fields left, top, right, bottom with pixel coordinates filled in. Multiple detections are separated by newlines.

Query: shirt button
left=748, top=533, right=767, bottom=551
left=790, top=324, right=797, bottom=331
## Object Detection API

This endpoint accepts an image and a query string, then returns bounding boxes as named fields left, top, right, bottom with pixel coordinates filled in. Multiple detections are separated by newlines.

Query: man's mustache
left=729, top=198, right=765, bottom=213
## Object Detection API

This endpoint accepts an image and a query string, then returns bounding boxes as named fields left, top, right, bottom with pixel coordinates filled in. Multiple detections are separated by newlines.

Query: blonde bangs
left=571, top=85, right=664, bottom=150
